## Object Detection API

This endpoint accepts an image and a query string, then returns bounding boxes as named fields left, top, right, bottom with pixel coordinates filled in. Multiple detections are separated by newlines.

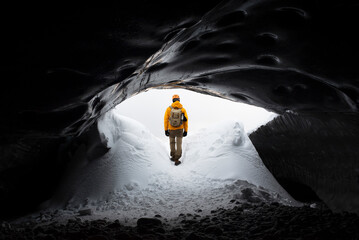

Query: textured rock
left=78, top=209, right=93, bottom=216
left=249, top=112, right=359, bottom=214
left=3, top=204, right=359, bottom=239
left=204, top=225, right=224, bottom=235
left=137, top=217, right=164, bottom=234
left=137, top=218, right=162, bottom=227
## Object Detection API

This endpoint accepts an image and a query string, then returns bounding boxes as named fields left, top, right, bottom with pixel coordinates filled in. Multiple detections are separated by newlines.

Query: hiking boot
left=175, top=160, right=181, bottom=166
left=170, top=157, right=176, bottom=162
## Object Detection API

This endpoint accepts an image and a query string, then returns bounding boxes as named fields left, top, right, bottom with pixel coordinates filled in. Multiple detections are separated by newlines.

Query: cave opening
left=114, top=88, right=278, bottom=140
left=19, top=88, right=307, bottom=226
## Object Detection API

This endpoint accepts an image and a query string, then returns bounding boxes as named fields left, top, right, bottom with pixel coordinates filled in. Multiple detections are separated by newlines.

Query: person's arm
left=183, top=109, right=188, bottom=132
left=164, top=107, right=170, bottom=131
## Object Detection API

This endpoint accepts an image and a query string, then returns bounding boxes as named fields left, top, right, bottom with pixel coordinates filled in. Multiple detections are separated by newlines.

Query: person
left=164, top=94, right=188, bottom=166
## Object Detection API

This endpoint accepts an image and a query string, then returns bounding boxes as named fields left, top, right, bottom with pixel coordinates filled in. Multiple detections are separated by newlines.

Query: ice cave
left=1, top=0, right=359, bottom=239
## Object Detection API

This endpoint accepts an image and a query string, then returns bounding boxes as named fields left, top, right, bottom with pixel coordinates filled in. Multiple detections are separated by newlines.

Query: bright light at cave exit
left=114, top=89, right=277, bottom=141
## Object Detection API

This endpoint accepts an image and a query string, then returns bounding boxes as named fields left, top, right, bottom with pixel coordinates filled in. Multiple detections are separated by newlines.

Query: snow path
left=23, top=110, right=299, bottom=226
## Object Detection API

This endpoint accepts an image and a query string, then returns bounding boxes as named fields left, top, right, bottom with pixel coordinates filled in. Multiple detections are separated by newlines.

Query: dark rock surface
left=1, top=0, right=359, bottom=221
left=2, top=203, right=359, bottom=239
left=249, top=112, right=359, bottom=214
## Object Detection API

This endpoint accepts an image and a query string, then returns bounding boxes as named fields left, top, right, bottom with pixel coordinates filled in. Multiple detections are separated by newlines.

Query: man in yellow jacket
left=164, top=94, right=188, bottom=166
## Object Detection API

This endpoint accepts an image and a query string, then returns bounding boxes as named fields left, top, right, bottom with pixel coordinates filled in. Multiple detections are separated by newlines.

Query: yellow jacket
left=164, top=101, right=188, bottom=132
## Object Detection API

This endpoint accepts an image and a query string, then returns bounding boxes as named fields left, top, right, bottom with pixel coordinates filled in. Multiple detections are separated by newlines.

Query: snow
left=33, top=109, right=300, bottom=226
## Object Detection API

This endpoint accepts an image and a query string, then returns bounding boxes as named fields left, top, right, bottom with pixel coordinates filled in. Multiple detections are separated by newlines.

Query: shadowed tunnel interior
left=1, top=0, right=359, bottom=238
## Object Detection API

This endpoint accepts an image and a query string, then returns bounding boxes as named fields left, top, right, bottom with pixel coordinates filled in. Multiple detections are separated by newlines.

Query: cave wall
left=0, top=136, right=67, bottom=219
left=250, top=112, right=359, bottom=213
left=0, top=0, right=225, bottom=220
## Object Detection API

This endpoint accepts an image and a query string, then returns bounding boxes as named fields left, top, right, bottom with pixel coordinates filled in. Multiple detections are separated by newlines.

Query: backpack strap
left=169, top=106, right=182, bottom=110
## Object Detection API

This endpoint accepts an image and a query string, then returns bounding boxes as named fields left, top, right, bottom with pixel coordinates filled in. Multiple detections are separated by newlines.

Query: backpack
left=169, top=106, right=182, bottom=127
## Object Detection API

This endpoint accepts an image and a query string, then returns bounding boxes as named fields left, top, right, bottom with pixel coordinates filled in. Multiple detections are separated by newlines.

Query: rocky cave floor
left=1, top=202, right=359, bottom=240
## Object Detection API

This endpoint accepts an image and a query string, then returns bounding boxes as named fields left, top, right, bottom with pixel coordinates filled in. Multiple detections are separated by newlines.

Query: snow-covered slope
left=182, top=120, right=290, bottom=196
left=41, top=110, right=299, bottom=225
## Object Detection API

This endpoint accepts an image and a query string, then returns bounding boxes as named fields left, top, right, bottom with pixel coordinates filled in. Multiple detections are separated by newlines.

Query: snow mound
left=39, top=109, right=299, bottom=225
left=182, top=120, right=289, bottom=196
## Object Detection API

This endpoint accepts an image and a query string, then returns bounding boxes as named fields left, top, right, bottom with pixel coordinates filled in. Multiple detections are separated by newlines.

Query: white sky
left=114, top=89, right=277, bottom=141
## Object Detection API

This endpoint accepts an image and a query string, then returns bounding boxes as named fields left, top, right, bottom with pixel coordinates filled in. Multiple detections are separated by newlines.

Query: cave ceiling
left=1, top=0, right=358, bottom=137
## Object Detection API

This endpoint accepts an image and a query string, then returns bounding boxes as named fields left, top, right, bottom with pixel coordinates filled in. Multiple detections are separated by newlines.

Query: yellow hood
left=171, top=101, right=183, bottom=109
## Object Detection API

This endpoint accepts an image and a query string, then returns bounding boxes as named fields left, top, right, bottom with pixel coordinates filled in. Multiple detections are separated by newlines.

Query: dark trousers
left=169, top=129, right=183, bottom=160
